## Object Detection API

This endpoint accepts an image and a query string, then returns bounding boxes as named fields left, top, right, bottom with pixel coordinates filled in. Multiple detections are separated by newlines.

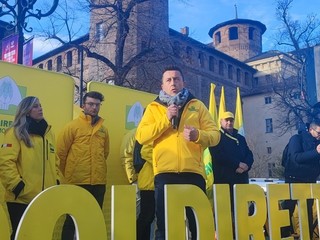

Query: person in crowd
left=135, top=66, right=220, bottom=240
left=57, top=91, right=109, bottom=240
left=135, top=143, right=155, bottom=240
left=209, top=111, right=253, bottom=239
left=209, top=111, right=254, bottom=214
left=120, top=128, right=138, bottom=184
left=0, top=96, right=60, bottom=240
left=120, top=128, right=155, bottom=240
left=281, top=119, right=320, bottom=238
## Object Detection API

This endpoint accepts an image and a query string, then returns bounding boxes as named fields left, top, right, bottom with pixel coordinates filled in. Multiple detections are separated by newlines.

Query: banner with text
left=1, top=34, right=18, bottom=64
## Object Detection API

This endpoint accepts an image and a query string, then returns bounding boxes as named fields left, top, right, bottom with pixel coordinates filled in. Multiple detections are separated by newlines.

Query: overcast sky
left=31, top=0, right=320, bottom=58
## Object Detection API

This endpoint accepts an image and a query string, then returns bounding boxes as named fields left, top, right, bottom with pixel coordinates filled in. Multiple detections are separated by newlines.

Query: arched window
left=67, top=51, right=73, bottom=67
left=173, top=41, right=180, bottom=57
left=186, top=46, right=193, bottom=63
left=57, top=55, right=62, bottom=71
left=229, top=27, right=238, bottom=40
left=215, top=31, right=221, bottom=44
left=228, top=65, right=233, bottom=80
left=244, top=72, right=250, bottom=85
left=198, top=52, right=205, bottom=68
left=236, top=69, right=241, bottom=82
left=249, top=27, right=255, bottom=40
left=47, top=60, right=52, bottom=70
left=219, top=60, right=224, bottom=76
left=209, top=56, right=215, bottom=72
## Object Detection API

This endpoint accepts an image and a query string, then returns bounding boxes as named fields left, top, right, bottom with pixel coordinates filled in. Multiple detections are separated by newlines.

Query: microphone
left=170, top=103, right=178, bottom=129
left=171, top=116, right=178, bottom=129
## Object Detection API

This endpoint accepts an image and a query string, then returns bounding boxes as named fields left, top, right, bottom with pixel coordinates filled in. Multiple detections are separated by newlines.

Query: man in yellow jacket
left=120, top=129, right=155, bottom=240
left=136, top=66, right=220, bottom=240
left=57, top=91, right=110, bottom=240
left=120, top=128, right=138, bottom=184
left=136, top=143, right=155, bottom=240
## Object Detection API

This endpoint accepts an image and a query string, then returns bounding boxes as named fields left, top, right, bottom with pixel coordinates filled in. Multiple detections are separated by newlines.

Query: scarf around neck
left=159, top=88, right=189, bottom=107
left=26, top=117, right=48, bottom=137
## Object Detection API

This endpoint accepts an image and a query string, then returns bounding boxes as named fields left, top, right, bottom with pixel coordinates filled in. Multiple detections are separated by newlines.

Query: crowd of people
left=0, top=65, right=319, bottom=240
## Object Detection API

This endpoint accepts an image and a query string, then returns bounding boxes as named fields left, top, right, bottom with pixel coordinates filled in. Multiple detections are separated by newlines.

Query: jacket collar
left=27, top=117, right=48, bottom=137
left=220, top=128, right=239, bottom=145
left=80, top=111, right=101, bottom=126
left=302, top=130, right=320, bottom=144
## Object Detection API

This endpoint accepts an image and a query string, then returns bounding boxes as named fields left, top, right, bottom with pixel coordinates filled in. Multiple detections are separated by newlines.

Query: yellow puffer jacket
left=136, top=97, right=220, bottom=178
left=57, top=112, right=109, bottom=185
left=120, top=128, right=138, bottom=184
left=0, top=126, right=60, bottom=204
left=138, top=144, right=154, bottom=190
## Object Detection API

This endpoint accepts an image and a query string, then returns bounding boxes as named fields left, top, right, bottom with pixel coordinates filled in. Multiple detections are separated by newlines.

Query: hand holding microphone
left=167, top=104, right=179, bottom=129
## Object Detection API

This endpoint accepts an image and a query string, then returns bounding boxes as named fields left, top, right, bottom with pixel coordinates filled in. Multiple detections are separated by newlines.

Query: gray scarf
left=159, top=88, right=189, bottom=106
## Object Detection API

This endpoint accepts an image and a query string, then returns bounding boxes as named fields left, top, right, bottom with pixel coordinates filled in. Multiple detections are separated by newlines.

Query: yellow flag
left=204, top=83, right=218, bottom=205
left=234, top=87, right=245, bottom=136
left=209, top=83, right=218, bottom=124
left=218, top=86, right=226, bottom=128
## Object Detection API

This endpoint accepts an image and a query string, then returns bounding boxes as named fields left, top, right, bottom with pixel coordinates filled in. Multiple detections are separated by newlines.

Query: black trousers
left=137, top=190, right=155, bottom=240
left=154, top=173, right=206, bottom=240
left=7, top=202, right=28, bottom=240
left=61, top=184, right=106, bottom=240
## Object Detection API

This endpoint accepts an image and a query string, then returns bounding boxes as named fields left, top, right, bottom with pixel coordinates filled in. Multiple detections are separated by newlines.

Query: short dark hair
left=83, top=91, right=104, bottom=103
left=162, top=66, right=184, bottom=81
left=310, top=119, right=320, bottom=128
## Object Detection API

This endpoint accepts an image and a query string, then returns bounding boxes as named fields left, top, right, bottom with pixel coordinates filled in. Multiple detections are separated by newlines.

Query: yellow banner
left=0, top=61, right=74, bottom=141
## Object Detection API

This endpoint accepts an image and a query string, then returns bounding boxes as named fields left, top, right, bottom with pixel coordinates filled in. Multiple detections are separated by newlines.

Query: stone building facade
left=32, top=1, right=264, bottom=113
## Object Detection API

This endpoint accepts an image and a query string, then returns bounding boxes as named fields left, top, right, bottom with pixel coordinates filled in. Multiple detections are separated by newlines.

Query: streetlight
left=0, top=0, right=59, bottom=64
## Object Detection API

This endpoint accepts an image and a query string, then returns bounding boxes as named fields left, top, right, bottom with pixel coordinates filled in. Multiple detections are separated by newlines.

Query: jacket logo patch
left=1, top=143, right=12, bottom=148
left=49, top=144, right=55, bottom=153
left=188, top=106, right=199, bottom=112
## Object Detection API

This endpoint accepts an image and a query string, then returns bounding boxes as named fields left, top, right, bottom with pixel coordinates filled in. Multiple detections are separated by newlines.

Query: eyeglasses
left=85, top=102, right=101, bottom=107
left=312, top=128, right=320, bottom=136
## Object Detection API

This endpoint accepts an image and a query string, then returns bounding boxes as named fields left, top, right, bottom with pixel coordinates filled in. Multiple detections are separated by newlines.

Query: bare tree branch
left=35, top=0, right=176, bottom=91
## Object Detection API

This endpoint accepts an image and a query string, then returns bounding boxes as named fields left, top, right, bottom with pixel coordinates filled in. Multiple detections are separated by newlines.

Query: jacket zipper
left=41, top=137, right=46, bottom=191
left=177, top=104, right=188, bottom=172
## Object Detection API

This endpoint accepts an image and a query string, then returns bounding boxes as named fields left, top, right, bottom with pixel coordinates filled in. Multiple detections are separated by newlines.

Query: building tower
left=87, top=0, right=169, bottom=86
left=208, top=18, right=266, bottom=61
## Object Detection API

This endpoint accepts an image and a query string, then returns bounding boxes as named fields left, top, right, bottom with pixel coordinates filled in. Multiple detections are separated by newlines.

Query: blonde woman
left=0, top=96, right=60, bottom=240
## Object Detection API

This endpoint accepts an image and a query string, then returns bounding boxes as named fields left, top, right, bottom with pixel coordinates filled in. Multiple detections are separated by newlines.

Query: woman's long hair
left=11, top=96, right=39, bottom=147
